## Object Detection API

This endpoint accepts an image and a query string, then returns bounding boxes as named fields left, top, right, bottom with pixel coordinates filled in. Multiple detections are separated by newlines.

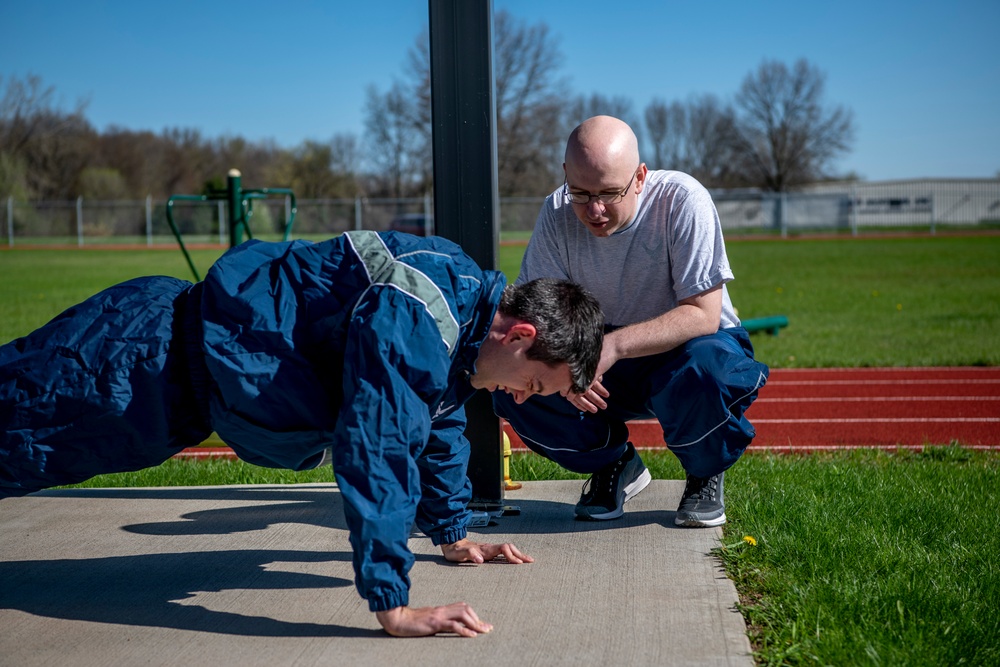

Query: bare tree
left=328, top=133, right=362, bottom=186
left=566, top=93, right=644, bottom=153
left=0, top=74, right=93, bottom=199
left=403, top=29, right=434, bottom=192
left=364, top=82, right=427, bottom=197
left=94, top=127, right=169, bottom=197
left=644, top=98, right=684, bottom=171
left=492, top=11, right=569, bottom=195
left=683, top=96, right=739, bottom=187
left=731, top=59, right=854, bottom=191
left=643, top=96, right=741, bottom=187
left=375, top=10, right=570, bottom=197
left=0, top=74, right=85, bottom=155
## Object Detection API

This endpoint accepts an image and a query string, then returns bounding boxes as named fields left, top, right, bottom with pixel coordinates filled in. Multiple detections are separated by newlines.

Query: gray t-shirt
left=518, top=169, right=740, bottom=329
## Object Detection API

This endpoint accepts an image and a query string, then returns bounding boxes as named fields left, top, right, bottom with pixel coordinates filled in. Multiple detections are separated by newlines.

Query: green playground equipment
left=742, top=315, right=790, bottom=336
left=166, top=168, right=297, bottom=281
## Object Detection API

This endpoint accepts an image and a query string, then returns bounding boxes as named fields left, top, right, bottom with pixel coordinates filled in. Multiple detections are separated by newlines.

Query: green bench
left=742, top=315, right=789, bottom=336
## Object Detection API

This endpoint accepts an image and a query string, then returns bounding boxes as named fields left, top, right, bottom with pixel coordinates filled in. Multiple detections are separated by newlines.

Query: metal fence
left=3, top=179, right=998, bottom=246
left=713, top=179, right=1000, bottom=235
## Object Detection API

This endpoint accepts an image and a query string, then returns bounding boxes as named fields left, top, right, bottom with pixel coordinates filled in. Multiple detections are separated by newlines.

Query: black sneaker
left=675, top=471, right=726, bottom=527
left=574, top=443, right=652, bottom=520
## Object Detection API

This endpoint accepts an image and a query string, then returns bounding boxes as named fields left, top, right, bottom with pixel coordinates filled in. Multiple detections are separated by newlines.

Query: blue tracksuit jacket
left=0, top=231, right=507, bottom=612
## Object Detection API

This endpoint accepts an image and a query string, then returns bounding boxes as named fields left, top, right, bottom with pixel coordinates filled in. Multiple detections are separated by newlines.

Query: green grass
left=0, top=248, right=227, bottom=343
left=714, top=447, right=1000, bottom=666
left=5, top=235, right=998, bottom=366
left=724, top=235, right=1000, bottom=368
left=66, top=456, right=336, bottom=488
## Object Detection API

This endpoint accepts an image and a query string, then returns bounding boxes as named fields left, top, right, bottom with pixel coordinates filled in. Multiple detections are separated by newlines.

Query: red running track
left=506, top=367, right=999, bottom=453
left=177, top=367, right=1000, bottom=460
left=738, top=367, right=1000, bottom=451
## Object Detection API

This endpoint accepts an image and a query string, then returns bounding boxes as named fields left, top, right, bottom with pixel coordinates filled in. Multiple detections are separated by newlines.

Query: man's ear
left=504, top=322, right=537, bottom=345
left=635, top=163, right=648, bottom=194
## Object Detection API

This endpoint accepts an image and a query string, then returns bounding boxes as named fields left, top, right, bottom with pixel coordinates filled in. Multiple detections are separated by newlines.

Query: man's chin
left=584, top=221, right=616, bottom=237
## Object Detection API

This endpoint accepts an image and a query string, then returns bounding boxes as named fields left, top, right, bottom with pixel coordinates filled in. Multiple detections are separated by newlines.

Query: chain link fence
left=3, top=179, right=998, bottom=247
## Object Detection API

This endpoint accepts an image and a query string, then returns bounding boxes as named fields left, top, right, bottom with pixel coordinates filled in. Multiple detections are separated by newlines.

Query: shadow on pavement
left=472, top=497, right=683, bottom=534
left=0, top=548, right=384, bottom=637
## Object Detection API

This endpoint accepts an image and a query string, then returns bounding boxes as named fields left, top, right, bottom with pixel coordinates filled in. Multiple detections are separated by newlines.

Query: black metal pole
left=428, top=0, right=503, bottom=510
left=226, top=168, right=243, bottom=247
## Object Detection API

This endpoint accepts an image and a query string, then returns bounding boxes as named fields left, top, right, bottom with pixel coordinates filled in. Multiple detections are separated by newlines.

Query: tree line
left=1, top=11, right=854, bottom=203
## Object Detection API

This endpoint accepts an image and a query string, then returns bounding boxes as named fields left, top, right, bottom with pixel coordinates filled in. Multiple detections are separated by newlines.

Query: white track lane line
left=768, top=379, right=1000, bottom=385
left=757, top=396, right=1000, bottom=402
left=752, top=418, right=1000, bottom=423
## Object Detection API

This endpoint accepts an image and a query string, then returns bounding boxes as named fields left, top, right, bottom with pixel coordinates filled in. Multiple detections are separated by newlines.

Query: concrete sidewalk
left=0, top=481, right=753, bottom=666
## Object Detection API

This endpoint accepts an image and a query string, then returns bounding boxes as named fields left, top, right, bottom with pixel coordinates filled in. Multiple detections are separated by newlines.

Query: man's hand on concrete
left=375, top=603, right=492, bottom=637
left=441, top=537, right=534, bottom=565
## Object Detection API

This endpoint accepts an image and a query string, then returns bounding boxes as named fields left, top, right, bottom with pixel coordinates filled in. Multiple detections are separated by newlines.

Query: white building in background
left=711, top=178, right=1000, bottom=234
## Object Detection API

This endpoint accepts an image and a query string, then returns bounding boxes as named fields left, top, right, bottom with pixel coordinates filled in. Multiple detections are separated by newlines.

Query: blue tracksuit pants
left=493, top=327, right=768, bottom=479
left=0, top=277, right=212, bottom=498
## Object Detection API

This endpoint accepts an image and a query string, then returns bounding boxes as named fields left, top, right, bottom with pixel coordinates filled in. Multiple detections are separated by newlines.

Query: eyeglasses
left=564, top=167, right=639, bottom=206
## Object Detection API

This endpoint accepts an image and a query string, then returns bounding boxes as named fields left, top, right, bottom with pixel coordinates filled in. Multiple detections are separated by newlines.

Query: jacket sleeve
left=414, top=406, right=472, bottom=546
left=330, top=287, right=452, bottom=613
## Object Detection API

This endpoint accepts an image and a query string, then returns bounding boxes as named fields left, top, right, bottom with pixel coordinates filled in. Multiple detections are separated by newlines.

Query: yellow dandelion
left=743, top=535, right=757, bottom=546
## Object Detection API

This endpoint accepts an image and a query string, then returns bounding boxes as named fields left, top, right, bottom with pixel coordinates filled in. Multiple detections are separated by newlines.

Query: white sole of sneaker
left=624, top=468, right=652, bottom=501
left=674, top=513, right=727, bottom=528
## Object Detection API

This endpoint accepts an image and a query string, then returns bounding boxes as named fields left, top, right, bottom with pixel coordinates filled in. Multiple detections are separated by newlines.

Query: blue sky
left=2, top=0, right=998, bottom=182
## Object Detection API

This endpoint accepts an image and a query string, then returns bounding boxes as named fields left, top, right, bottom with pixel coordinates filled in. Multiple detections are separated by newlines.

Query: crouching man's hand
left=376, top=603, right=492, bottom=637
left=441, top=537, right=534, bottom=565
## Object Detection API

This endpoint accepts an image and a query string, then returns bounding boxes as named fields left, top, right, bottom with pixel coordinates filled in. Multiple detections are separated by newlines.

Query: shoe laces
left=684, top=474, right=718, bottom=501
left=581, top=456, right=628, bottom=498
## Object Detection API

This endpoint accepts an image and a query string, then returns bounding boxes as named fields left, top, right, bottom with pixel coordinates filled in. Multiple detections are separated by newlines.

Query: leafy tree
left=78, top=167, right=129, bottom=200
left=0, top=148, right=29, bottom=200
left=276, top=138, right=360, bottom=199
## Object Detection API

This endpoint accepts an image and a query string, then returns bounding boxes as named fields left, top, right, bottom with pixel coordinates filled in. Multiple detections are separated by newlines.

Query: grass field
left=3, top=235, right=999, bottom=368
left=3, top=233, right=999, bottom=665
left=724, top=235, right=1000, bottom=368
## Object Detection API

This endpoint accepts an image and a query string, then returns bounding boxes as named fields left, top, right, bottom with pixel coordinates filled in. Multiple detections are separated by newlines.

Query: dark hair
left=498, top=278, right=604, bottom=394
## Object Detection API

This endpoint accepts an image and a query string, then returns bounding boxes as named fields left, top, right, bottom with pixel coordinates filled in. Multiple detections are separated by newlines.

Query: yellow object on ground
left=503, top=431, right=522, bottom=491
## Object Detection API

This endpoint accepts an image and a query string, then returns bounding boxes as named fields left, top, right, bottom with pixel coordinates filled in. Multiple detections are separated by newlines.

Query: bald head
left=565, top=116, right=640, bottom=176
left=562, top=116, right=647, bottom=237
